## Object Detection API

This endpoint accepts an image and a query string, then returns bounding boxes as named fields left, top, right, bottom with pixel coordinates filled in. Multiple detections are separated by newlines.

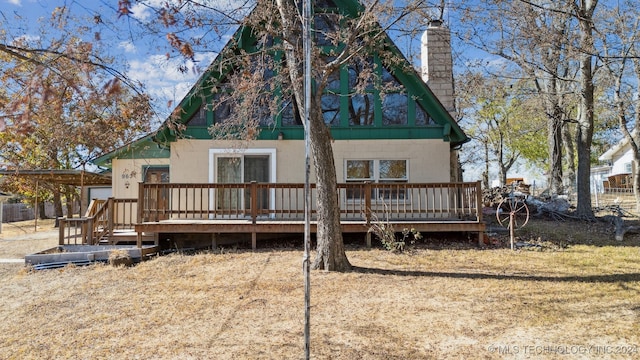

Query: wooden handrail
left=60, top=182, right=484, bottom=246
left=137, top=182, right=483, bottom=224
left=59, top=198, right=139, bottom=245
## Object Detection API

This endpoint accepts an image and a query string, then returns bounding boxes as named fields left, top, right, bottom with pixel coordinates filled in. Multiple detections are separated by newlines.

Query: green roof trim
left=93, top=0, right=468, bottom=167
left=92, top=135, right=170, bottom=169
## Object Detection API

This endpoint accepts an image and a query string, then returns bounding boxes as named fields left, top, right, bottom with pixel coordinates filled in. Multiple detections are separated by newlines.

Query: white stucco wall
left=168, top=138, right=452, bottom=185
left=111, top=158, right=170, bottom=198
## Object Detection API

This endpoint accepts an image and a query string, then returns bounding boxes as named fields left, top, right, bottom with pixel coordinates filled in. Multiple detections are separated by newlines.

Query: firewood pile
left=482, top=184, right=570, bottom=219
left=482, top=185, right=529, bottom=208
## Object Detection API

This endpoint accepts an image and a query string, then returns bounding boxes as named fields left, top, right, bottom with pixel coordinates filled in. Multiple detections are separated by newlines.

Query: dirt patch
left=0, top=219, right=58, bottom=259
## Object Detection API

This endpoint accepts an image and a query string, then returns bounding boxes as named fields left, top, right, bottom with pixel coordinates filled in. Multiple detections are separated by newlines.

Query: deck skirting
left=135, top=218, right=486, bottom=249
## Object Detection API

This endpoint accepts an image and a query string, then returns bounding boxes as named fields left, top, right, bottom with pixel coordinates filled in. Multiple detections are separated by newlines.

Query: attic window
left=213, top=95, right=233, bottom=123
left=348, top=93, right=374, bottom=126
left=314, top=13, right=341, bottom=47
left=382, top=93, right=408, bottom=125
left=415, top=102, right=436, bottom=125
left=187, top=104, right=207, bottom=126
left=281, top=98, right=302, bottom=126
left=322, top=93, right=341, bottom=126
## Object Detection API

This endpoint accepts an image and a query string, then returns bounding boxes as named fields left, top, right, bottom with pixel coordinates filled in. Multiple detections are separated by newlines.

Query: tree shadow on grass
left=352, top=266, right=640, bottom=284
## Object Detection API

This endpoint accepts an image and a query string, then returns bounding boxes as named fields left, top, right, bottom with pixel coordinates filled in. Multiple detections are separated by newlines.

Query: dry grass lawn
left=0, top=218, right=639, bottom=359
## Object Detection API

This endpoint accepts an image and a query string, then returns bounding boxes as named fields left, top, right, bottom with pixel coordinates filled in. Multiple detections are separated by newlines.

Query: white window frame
left=209, top=148, right=277, bottom=218
left=345, top=159, right=409, bottom=202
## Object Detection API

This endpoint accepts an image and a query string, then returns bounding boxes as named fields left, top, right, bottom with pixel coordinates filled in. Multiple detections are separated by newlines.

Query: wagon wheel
left=496, top=197, right=530, bottom=230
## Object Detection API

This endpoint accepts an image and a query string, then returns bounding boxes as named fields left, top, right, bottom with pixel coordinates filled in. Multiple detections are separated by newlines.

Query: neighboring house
left=596, top=133, right=636, bottom=192
left=69, top=1, right=484, bottom=249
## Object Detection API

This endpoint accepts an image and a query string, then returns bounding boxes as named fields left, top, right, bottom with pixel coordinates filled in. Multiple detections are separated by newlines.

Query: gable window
left=187, top=104, right=207, bottom=126
left=415, top=101, right=436, bottom=125
left=213, top=92, right=233, bottom=123
left=281, top=98, right=302, bottom=126
left=345, top=159, right=408, bottom=200
left=348, top=93, right=374, bottom=126
left=382, top=93, right=408, bottom=125
left=380, top=67, right=408, bottom=126
left=322, top=93, right=341, bottom=126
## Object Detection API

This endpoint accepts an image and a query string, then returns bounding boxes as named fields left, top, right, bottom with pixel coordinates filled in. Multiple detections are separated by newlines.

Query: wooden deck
left=61, top=181, right=486, bottom=249
left=135, top=218, right=486, bottom=248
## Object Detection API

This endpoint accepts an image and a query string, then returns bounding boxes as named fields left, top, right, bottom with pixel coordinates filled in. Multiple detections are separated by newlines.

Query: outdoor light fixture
left=125, top=181, right=130, bottom=189
left=278, top=132, right=284, bottom=140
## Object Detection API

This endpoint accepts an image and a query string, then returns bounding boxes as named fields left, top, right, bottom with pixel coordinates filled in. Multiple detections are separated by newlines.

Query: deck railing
left=58, top=182, right=483, bottom=246
left=138, top=181, right=483, bottom=225
left=59, top=198, right=137, bottom=245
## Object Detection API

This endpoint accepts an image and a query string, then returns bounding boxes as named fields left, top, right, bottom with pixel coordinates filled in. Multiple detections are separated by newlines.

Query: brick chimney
left=421, top=19, right=455, bottom=117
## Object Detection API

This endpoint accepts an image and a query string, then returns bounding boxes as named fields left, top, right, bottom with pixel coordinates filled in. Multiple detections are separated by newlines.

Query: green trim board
left=93, top=135, right=170, bottom=168
left=93, top=0, right=468, bottom=168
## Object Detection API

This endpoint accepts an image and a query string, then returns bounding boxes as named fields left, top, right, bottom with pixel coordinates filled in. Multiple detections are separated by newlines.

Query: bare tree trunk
left=309, top=105, right=351, bottom=271
left=547, top=107, right=564, bottom=195
left=634, top=161, right=640, bottom=213
left=482, top=142, right=490, bottom=189
left=562, top=120, right=576, bottom=192
left=573, top=0, right=598, bottom=219
left=276, top=0, right=350, bottom=271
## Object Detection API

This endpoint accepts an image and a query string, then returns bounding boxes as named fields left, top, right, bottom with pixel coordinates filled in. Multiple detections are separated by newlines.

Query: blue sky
left=0, top=0, right=219, bottom=122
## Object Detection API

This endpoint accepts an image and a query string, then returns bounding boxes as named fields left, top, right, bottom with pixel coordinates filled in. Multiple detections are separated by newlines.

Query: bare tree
left=0, top=6, right=152, bottom=218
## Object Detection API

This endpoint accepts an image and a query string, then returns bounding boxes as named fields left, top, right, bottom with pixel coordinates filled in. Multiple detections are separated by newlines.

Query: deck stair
left=59, top=198, right=154, bottom=246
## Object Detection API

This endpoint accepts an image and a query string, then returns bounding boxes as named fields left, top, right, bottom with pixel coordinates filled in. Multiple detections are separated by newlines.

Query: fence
left=1, top=203, right=76, bottom=223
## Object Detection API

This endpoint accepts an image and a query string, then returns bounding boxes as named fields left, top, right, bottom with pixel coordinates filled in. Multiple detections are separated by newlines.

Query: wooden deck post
left=250, top=182, right=258, bottom=250
left=137, top=182, right=144, bottom=248
left=250, top=181, right=258, bottom=224
left=107, top=197, right=114, bottom=239
left=211, top=233, right=217, bottom=250
left=137, top=182, right=144, bottom=224
left=475, top=181, right=484, bottom=246
left=59, top=218, right=65, bottom=246
left=365, top=182, right=372, bottom=248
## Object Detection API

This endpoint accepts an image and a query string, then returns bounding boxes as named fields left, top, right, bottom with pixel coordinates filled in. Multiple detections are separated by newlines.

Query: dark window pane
left=348, top=59, right=375, bottom=90
left=213, top=94, right=233, bottom=123
left=314, top=13, right=340, bottom=47
left=326, top=68, right=340, bottom=90
left=256, top=95, right=274, bottom=126
left=281, top=98, right=302, bottom=126
left=316, top=0, right=338, bottom=8
left=322, top=93, right=341, bottom=126
left=382, top=93, right=408, bottom=125
left=348, top=93, right=374, bottom=126
left=381, top=66, right=402, bottom=91
left=187, top=104, right=207, bottom=126
left=415, top=101, right=436, bottom=125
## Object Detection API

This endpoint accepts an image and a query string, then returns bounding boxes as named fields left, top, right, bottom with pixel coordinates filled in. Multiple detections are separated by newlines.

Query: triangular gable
left=94, top=0, right=468, bottom=168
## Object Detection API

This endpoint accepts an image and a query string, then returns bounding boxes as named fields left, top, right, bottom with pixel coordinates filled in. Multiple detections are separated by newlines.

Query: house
left=63, top=1, right=485, bottom=250
left=596, top=133, right=635, bottom=193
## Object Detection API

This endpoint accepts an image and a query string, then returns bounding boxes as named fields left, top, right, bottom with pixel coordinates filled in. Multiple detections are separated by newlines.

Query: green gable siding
left=94, top=0, right=468, bottom=167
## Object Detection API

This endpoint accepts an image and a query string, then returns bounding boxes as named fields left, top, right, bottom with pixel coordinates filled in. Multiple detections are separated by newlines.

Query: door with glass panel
left=216, top=155, right=270, bottom=216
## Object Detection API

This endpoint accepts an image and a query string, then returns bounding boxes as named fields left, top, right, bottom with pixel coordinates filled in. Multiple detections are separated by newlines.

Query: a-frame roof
left=93, top=0, right=468, bottom=168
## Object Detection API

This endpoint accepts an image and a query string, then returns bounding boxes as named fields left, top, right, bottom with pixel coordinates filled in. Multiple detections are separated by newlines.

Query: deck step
left=31, top=259, right=103, bottom=270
